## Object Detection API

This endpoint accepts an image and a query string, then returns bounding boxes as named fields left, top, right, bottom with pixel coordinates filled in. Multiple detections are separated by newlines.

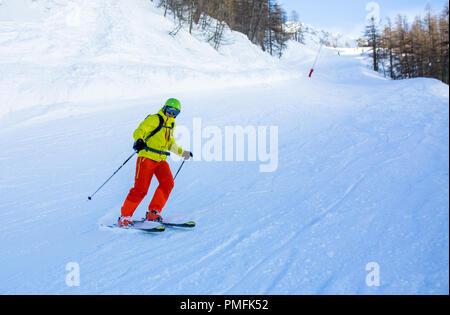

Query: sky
left=277, top=0, right=449, bottom=37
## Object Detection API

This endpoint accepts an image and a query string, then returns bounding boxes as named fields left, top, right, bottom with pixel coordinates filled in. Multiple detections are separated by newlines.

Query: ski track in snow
left=0, top=1, right=449, bottom=295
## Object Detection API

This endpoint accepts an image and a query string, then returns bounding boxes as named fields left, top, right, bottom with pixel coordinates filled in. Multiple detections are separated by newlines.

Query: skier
left=118, top=98, right=192, bottom=227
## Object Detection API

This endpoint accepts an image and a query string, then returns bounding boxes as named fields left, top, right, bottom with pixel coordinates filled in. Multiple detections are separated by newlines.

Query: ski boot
left=118, top=216, right=134, bottom=228
left=145, top=210, right=163, bottom=223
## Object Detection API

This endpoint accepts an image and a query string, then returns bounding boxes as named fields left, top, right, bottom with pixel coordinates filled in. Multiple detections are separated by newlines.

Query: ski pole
left=173, top=152, right=193, bottom=181
left=309, top=42, right=323, bottom=78
left=88, top=151, right=137, bottom=200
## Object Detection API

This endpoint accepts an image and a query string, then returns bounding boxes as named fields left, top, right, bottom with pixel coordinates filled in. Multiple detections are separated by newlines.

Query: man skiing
left=118, top=98, right=192, bottom=227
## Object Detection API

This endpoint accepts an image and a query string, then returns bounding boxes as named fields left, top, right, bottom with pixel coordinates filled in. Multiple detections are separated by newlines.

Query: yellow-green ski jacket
left=133, top=109, right=184, bottom=162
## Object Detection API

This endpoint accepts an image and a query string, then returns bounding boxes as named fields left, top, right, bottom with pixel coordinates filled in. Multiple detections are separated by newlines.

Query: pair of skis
left=106, top=219, right=195, bottom=233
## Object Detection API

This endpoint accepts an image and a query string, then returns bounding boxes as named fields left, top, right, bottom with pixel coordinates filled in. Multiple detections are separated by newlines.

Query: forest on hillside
left=362, top=4, right=449, bottom=84
left=151, top=1, right=449, bottom=84
left=152, top=0, right=290, bottom=57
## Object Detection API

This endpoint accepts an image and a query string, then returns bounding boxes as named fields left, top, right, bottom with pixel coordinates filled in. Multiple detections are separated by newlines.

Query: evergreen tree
left=364, top=16, right=381, bottom=72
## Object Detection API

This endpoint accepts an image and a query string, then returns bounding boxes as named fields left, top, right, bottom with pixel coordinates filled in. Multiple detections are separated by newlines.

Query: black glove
left=133, top=139, right=146, bottom=152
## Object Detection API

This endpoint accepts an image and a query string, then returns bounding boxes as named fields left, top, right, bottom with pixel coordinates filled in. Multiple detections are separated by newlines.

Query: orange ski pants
left=121, top=157, right=174, bottom=217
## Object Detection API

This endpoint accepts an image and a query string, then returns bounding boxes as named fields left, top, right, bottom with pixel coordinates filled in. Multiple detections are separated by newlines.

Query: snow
left=0, top=0, right=293, bottom=121
left=0, top=1, right=448, bottom=294
left=285, top=21, right=357, bottom=48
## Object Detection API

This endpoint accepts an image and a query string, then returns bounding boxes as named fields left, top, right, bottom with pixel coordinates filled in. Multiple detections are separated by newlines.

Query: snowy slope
left=0, top=0, right=293, bottom=121
left=0, top=1, right=449, bottom=294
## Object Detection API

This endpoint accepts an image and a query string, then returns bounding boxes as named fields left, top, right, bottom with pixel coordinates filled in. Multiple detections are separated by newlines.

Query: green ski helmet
left=163, top=98, right=181, bottom=117
left=164, top=98, right=181, bottom=110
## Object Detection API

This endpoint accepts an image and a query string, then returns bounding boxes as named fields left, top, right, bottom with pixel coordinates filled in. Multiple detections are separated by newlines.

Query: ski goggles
left=164, top=106, right=180, bottom=117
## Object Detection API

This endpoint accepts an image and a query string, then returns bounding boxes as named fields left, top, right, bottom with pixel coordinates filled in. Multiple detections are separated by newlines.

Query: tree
left=364, top=16, right=381, bottom=72
left=438, top=4, right=449, bottom=83
left=372, top=3, right=449, bottom=84
left=156, top=0, right=290, bottom=57
left=381, top=18, right=395, bottom=78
